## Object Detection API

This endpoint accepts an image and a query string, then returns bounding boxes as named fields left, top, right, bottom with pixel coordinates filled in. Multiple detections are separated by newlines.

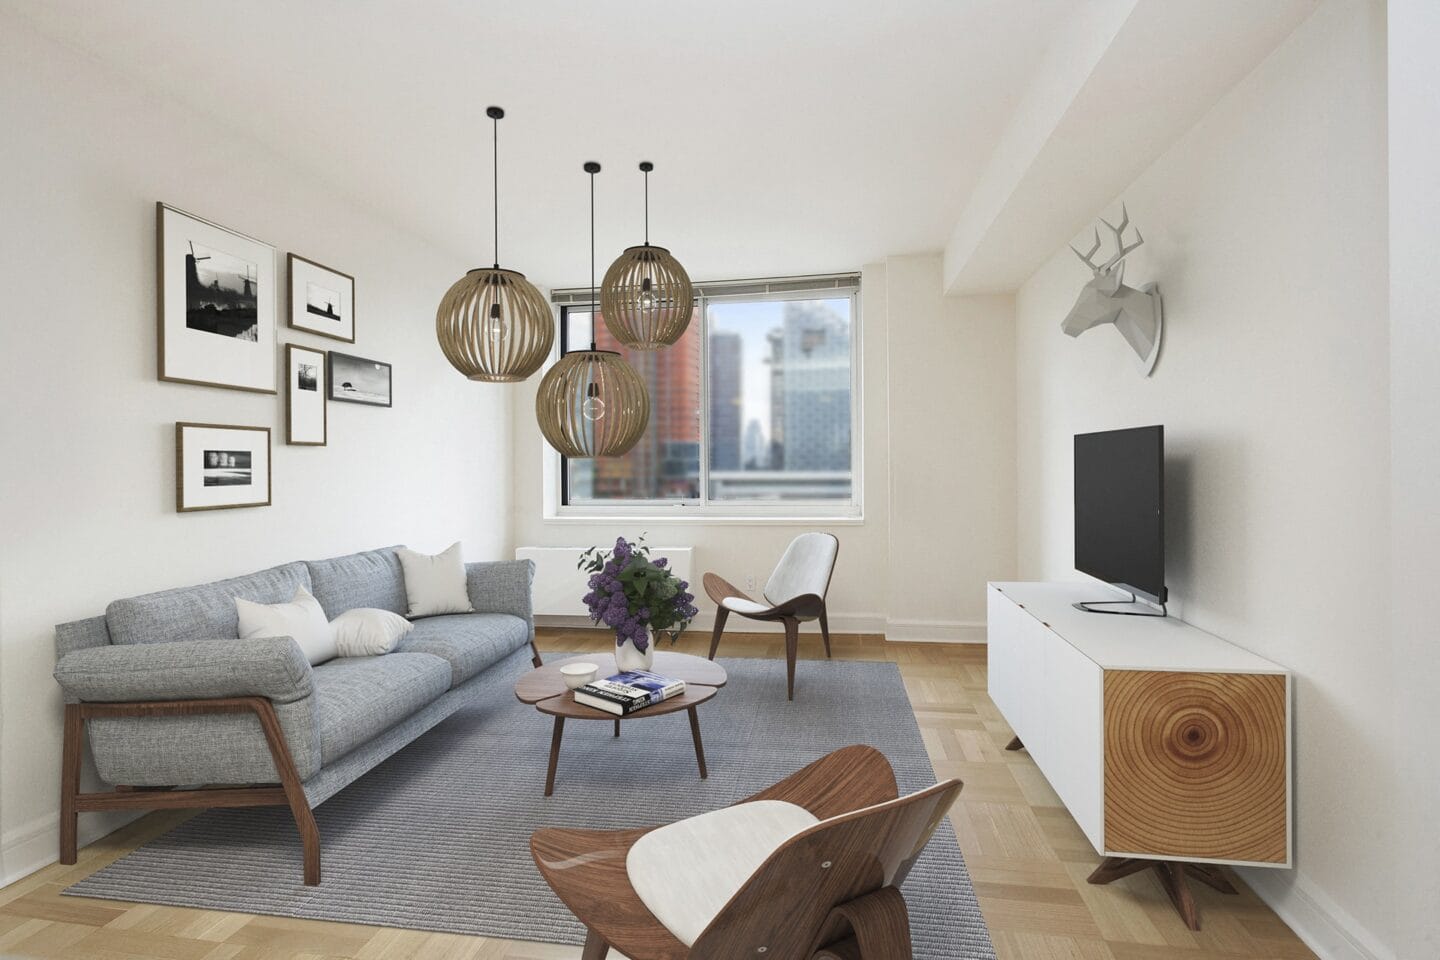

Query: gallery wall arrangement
left=156, top=201, right=390, bottom=511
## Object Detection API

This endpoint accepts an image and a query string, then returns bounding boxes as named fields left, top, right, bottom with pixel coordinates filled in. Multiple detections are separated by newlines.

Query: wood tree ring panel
left=1103, top=671, right=1288, bottom=863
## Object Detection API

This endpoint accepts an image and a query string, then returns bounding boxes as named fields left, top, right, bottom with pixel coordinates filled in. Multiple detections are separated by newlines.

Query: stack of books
left=573, top=670, right=686, bottom=716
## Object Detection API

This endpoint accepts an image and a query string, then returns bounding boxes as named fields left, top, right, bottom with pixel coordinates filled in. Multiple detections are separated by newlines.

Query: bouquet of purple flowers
left=578, top=535, right=698, bottom=652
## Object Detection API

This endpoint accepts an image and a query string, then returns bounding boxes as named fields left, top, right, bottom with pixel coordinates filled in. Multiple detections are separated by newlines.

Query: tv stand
left=1073, top=594, right=1168, bottom=617
left=987, top=582, right=1292, bottom=930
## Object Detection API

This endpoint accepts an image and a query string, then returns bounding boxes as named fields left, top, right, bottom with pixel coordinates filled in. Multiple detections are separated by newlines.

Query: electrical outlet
left=744, top=574, right=757, bottom=592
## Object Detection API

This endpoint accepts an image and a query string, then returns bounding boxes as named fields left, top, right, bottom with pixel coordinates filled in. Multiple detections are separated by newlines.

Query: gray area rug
left=67, top=650, right=996, bottom=959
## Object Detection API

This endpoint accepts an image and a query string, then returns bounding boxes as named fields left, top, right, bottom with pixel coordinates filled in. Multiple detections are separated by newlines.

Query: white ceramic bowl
left=560, top=662, right=599, bottom=689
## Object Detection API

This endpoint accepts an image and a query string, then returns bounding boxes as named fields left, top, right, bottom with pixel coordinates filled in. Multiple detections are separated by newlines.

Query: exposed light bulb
left=582, top=381, right=605, bottom=421
left=637, top=277, right=657, bottom=310
left=486, top=302, right=509, bottom=342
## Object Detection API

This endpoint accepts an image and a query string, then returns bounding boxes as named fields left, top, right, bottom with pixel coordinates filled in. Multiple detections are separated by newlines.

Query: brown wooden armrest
left=702, top=571, right=753, bottom=606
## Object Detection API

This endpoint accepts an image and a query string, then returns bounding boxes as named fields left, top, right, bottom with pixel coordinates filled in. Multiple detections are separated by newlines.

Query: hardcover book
left=573, top=670, right=686, bottom=716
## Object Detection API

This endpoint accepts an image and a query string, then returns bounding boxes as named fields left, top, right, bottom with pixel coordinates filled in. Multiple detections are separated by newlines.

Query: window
left=553, top=276, right=860, bottom=519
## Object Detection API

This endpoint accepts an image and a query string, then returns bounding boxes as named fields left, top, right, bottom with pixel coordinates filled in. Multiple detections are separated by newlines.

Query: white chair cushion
left=764, top=533, right=838, bottom=606
left=720, top=596, right=771, bottom=616
left=626, top=800, right=819, bottom=946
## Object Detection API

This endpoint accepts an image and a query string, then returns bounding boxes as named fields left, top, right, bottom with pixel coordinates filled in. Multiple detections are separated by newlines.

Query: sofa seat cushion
left=395, top=613, right=529, bottom=687
left=106, top=562, right=312, bottom=646
left=626, top=800, right=820, bottom=946
left=305, top=546, right=408, bottom=621
left=313, top=652, right=450, bottom=764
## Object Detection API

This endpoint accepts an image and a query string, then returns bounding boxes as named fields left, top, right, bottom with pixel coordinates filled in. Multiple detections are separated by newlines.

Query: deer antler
left=1069, top=229, right=1103, bottom=273
left=1098, top=203, right=1144, bottom=270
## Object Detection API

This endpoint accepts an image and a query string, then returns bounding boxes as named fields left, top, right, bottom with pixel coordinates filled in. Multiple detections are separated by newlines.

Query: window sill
left=542, top=513, right=866, bottom=526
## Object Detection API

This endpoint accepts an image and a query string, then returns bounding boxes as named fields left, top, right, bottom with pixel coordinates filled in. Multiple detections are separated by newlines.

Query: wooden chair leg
left=819, top=603, right=832, bottom=658
left=581, top=926, right=610, bottom=960
left=784, top=617, right=799, bottom=701
left=59, top=704, right=82, bottom=865
left=708, top=606, right=729, bottom=660
left=820, top=886, right=911, bottom=960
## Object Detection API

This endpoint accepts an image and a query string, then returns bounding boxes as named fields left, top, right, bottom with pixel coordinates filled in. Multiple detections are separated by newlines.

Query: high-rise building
left=587, top=310, right=701, bottom=499
left=769, top=301, right=851, bottom=472
left=708, top=331, right=742, bottom=471
left=743, top=418, right=768, bottom=469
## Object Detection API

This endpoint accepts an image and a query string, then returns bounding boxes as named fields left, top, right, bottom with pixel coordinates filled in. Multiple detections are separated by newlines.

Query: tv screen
left=1074, top=425, right=1166, bottom=604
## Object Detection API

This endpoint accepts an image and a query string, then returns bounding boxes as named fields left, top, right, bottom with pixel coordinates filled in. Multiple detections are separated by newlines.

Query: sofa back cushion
left=106, top=562, right=313, bottom=646
left=305, top=546, right=407, bottom=620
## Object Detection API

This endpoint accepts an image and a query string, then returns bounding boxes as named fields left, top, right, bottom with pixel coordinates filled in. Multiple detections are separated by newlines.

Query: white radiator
left=516, top=546, right=695, bottom=617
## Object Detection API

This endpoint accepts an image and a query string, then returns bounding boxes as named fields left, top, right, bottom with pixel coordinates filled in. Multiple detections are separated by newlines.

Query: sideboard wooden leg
left=1004, top=736, right=1024, bottom=751
left=1089, top=857, right=1230, bottom=931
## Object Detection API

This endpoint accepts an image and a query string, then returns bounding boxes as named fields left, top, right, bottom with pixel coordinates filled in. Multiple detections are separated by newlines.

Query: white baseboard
left=884, top=619, right=986, bottom=644
left=0, top=808, right=138, bottom=888
left=535, top=613, right=986, bottom=644
left=1241, top=867, right=1395, bottom=960
left=535, top=611, right=889, bottom=636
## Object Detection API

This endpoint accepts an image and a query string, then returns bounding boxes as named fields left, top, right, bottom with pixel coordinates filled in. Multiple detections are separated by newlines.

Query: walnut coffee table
left=514, top=651, right=728, bottom=796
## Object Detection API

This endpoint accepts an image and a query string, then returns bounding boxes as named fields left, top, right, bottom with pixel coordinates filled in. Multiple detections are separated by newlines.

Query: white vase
left=615, top=636, right=654, bottom=672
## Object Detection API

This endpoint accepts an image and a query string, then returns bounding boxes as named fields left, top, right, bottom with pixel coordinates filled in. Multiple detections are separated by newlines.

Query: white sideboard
left=987, top=582, right=1292, bottom=928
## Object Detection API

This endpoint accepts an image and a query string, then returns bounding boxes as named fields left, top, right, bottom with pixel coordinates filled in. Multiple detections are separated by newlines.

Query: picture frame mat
left=158, top=203, right=277, bottom=394
left=286, top=344, right=328, bottom=445
left=175, top=422, right=272, bottom=511
left=287, top=253, right=356, bottom=343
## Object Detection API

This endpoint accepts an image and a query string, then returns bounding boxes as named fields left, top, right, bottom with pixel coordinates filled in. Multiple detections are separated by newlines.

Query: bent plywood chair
left=704, top=532, right=839, bottom=699
left=531, top=745, right=962, bottom=960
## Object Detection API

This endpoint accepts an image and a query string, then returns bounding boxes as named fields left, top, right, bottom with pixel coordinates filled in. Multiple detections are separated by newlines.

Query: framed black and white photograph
left=285, top=343, right=327, bottom=445
left=157, top=203, right=277, bottom=393
left=175, top=422, right=272, bottom=512
left=327, top=351, right=392, bottom=407
left=287, top=253, right=355, bottom=342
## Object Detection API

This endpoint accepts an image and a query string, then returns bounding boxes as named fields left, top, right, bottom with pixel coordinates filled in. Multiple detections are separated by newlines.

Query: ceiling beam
left=943, top=0, right=1317, bottom=295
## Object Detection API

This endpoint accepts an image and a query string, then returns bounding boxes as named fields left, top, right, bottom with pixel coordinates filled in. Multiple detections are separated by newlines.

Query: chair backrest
left=689, top=777, right=962, bottom=960
left=764, top=532, right=839, bottom=606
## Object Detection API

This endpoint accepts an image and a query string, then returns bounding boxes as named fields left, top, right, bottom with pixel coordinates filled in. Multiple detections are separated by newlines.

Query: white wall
left=1014, top=1, right=1399, bottom=957
left=1387, top=3, right=1440, bottom=958
left=0, top=18, right=513, bottom=883
left=511, top=256, right=1017, bottom=642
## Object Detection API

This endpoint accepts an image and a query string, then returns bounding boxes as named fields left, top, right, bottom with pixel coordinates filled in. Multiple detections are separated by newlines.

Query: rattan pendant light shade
left=535, top=349, right=650, bottom=457
left=536, top=162, right=651, bottom=458
left=600, top=162, right=693, bottom=349
left=436, top=107, right=554, bottom=382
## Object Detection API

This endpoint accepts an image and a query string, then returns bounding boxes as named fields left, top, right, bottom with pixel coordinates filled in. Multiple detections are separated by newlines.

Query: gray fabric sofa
left=52, top=545, right=538, bottom=885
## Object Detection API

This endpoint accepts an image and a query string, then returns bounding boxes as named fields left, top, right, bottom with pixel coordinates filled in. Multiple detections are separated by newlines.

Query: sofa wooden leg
left=784, top=618, right=799, bottom=701
left=709, top=607, right=729, bottom=660
left=581, top=926, right=610, bottom=960
left=250, top=698, right=321, bottom=885
left=819, top=604, right=832, bottom=658
left=59, top=704, right=82, bottom=865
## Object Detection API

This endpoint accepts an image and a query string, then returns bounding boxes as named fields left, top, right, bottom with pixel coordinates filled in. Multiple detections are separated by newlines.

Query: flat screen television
left=1074, top=425, right=1166, bottom=606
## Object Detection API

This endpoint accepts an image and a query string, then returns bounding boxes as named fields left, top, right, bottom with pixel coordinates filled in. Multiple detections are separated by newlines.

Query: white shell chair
left=703, top=533, right=839, bottom=700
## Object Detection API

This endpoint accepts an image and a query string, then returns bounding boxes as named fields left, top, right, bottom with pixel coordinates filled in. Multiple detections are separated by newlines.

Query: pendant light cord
left=589, top=167, right=597, bottom=351
left=643, top=166, right=649, bottom=246
left=492, top=113, right=500, bottom=269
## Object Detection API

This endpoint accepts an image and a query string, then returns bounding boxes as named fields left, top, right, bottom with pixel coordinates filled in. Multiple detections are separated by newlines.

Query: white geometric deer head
left=1063, top=204, right=1163, bottom=376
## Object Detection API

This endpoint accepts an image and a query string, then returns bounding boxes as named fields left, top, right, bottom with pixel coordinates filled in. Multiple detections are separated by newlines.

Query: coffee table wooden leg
left=614, top=718, right=620, bottom=738
left=545, top=716, right=565, bottom=797
left=688, top=706, right=708, bottom=779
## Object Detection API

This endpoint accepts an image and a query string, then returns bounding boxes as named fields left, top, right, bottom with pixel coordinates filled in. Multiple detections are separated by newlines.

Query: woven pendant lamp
left=600, top=162, right=693, bottom=349
left=536, top=163, right=651, bottom=458
left=436, top=107, right=553, bottom=382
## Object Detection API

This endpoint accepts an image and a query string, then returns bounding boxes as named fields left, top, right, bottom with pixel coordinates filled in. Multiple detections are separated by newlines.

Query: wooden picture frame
left=175, top=422, right=272, bottom=512
left=287, top=253, right=355, bottom=342
left=327, top=351, right=392, bottom=407
left=157, top=203, right=277, bottom=393
left=285, top=344, right=327, bottom=445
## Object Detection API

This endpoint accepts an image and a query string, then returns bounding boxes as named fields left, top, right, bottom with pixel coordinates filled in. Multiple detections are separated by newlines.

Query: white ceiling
left=3, top=0, right=1075, bottom=289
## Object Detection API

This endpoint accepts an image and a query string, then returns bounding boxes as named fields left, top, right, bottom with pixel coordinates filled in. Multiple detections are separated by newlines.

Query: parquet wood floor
left=0, top=630, right=1315, bottom=959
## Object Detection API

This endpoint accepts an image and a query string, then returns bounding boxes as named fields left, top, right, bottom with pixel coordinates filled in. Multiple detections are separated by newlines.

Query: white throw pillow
left=235, top=585, right=337, bottom=665
left=330, top=607, right=414, bottom=657
left=396, top=542, right=474, bottom=617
